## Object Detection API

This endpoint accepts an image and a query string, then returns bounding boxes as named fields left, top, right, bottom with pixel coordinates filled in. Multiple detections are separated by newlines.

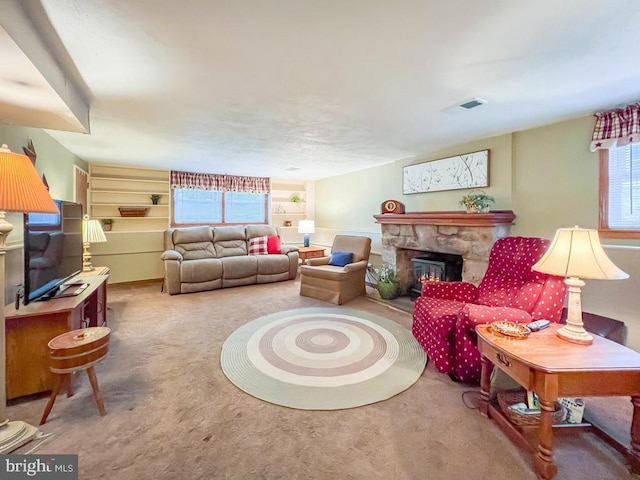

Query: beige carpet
left=8, top=278, right=635, bottom=480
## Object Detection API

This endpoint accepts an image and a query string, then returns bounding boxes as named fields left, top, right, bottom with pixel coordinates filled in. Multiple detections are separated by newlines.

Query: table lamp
left=298, top=220, right=315, bottom=248
left=0, top=144, right=58, bottom=452
left=532, top=226, right=629, bottom=345
left=82, top=215, right=107, bottom=271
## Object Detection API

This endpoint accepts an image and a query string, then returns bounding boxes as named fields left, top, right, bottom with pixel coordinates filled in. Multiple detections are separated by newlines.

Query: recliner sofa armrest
left=161, top=249, right=183, bottom=262
left=421, top=281, right=478, bottom=302
left=460, top=304, right=533, bottom=327
left=161, top=250, right=183, bottom=295
left=280, top=245, right=299, bottom=254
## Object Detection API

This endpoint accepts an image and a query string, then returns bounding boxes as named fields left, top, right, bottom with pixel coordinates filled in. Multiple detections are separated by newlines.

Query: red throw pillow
left=267, top=235, right=281, bottom=254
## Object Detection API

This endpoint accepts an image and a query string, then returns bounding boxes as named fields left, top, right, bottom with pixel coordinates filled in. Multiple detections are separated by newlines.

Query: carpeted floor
left=8, top=277, right=635, bottom=479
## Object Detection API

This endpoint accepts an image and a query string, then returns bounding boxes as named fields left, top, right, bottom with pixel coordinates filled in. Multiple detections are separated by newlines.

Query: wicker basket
left=497, top=389, right=565, bottom=426
left=118, top=207, right=148, bottom=217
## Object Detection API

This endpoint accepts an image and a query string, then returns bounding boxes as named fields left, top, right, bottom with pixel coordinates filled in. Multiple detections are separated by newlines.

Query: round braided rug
left=221, top=307, right=427, bottom=410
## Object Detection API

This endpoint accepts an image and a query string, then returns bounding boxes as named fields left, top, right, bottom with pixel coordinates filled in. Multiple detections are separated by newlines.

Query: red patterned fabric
left=412, top=236, right=567, bottom=384
left=590, top=102, right=640, bottom=151
left=171, top=171, right=270, bottom=194
left=248, top=236, right=269, bottom=255
left=171, top=171, right=226, bottom=190
left=421, top=281, right=478, bottom=302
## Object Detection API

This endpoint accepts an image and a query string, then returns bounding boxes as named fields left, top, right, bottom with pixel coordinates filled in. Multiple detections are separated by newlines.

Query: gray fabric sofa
left=161, top=225, right=299, bottom=295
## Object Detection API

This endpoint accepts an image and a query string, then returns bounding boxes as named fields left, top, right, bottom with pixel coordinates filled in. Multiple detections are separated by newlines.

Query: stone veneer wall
left=379, top=223, right=512, bottom=291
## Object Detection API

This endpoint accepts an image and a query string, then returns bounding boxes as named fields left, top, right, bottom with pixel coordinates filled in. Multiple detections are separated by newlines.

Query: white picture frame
left=402, top=149, right=490, bottom=194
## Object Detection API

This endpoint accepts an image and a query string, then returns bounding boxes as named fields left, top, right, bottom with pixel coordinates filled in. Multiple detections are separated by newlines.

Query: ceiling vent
left=285, top=167, right=301, bottom=171
left=459, top=97, right=487, bottom=109
left=441, top=97, right=488, bottom=115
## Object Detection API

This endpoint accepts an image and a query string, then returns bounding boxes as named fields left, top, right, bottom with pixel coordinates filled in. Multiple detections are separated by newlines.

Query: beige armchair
left=299, top=235, right=372, bottom=305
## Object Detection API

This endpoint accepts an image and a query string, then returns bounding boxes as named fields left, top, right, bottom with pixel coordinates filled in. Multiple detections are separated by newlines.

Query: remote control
left=527, top=319, right=551, bottom=332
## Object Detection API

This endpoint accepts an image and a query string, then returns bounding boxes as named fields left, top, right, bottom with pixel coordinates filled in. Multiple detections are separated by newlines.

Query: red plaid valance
left=590, top=102, right=640, bottom=151
left=170, top=171, right=270, bottom=194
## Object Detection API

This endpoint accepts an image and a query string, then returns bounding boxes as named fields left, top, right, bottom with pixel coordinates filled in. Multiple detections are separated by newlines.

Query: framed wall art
left=402, top=149, right=489, bottom=194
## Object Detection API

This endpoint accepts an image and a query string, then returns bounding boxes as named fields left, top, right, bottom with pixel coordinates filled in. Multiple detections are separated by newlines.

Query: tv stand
left=3, top=267, right=110, bottom=400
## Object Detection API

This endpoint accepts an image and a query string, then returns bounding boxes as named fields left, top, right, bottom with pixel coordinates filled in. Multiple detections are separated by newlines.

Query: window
left=224, top=191, right=266, bottom=223
left=172, top=188, right=267, bottom=226
left=599, top=144, right=640, bottom=238
left=173, top=188, right=222, bottom=224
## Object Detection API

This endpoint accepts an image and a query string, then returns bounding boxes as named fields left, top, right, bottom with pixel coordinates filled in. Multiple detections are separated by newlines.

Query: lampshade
left=83, top=216, right=107, bottom=244
left=532, top=227, right=628, bottom=280
left=532, top=226, right=628, bottom=346
left=298, top=220, right=315, bottom=234
left=0, top=144, right=58, bottom=214
left=0, top=143, right=57, bottom=453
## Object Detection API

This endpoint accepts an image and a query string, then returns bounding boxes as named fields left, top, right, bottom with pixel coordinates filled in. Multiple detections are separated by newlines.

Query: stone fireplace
left=373, top=210, right=516, bottom=293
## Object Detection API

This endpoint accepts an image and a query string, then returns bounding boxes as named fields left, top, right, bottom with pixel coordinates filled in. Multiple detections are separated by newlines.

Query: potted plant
left=459, top=191, right=495, bottom=213
left=290, top=193, right=304, bottom=206
left=101, top=218, right=114, bottom=231
left=150, top=194, right=162, bottom=205
left=374, top=264, right=400, bottom=300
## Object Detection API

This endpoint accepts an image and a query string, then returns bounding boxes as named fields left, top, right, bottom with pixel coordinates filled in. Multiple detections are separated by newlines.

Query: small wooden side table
left=298, top=246, right=325, bottom=262
left=477, top=323, right=640, bottom=479
left=40, top=327, right=111, bottom=425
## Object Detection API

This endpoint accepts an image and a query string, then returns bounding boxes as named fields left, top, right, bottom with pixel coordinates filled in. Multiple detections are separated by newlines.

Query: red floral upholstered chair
left=412, top=236, right=567, bottom=384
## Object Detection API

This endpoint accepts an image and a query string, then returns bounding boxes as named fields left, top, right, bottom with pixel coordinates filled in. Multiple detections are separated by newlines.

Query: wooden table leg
left=533, top=397, right=558, bottom=480
left=629, top=396, right=640, bottom=474
left=66, top=373, right=74, bottom=398
left=86, top=366, right=107, bottom=417
left=479, top=355, right=492, bottom=416
left=40, top=373, right=67, bottom=425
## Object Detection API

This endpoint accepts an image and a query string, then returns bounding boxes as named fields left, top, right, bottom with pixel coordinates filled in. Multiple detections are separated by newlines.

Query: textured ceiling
left=5, top=0, right=640, bottom=179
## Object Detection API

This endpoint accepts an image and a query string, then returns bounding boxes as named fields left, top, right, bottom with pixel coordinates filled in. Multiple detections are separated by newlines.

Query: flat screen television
left=22, top=200, right=84, bottom=305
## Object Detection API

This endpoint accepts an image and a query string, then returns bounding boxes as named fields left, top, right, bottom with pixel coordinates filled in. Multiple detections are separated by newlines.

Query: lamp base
left=0, top=420, right=38, bottom=453
left=82, top=242, right=94, bottom=272
left=556, top=276, right=593, bottom=345
left=303, top=234, right=310, bottom=248
left=557, top=325, right=593, bottom=345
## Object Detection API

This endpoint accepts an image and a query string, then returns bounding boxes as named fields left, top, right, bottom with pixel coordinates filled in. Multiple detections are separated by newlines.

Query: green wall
left=315, top=115, right=640, bottom=350
left=511, top=116, right=598, bottom=238
left=316, top=133, right=513, bottom=232
left=1, top=126, right=87, bottom=305
left=0, top=126, right=87, bottom=204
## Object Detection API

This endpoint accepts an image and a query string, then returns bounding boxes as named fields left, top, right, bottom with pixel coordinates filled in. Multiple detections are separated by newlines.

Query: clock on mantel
left=380, top=200, right=405, bottom=214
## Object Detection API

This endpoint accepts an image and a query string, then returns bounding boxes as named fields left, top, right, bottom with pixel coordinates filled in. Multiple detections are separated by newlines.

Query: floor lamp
left=0, top=144, right=59, bottom=452
left=532, top=226, right=629, bottom=345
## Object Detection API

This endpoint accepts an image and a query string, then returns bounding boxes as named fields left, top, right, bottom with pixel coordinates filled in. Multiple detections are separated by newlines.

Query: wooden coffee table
left=477, top=323, right=640, bottom=479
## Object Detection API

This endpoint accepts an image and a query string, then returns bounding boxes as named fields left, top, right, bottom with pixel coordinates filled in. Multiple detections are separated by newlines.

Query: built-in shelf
left=89, top=163, right=170, bottom=233
left=271, top=179, right=310, bottom=228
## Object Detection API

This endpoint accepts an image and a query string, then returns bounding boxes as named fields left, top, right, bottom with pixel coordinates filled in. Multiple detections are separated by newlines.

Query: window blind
left=608, top=144, right=640, bottom=229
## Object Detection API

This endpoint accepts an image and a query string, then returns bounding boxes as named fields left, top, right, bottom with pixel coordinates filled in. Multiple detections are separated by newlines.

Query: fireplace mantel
left=375, top=210, right=516, bottom=286
left=374, top=210, right=516, bottom=227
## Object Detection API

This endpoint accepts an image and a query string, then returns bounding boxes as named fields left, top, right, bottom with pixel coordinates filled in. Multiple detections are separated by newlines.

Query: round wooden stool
left=40, top=327, right=111, bottom=425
